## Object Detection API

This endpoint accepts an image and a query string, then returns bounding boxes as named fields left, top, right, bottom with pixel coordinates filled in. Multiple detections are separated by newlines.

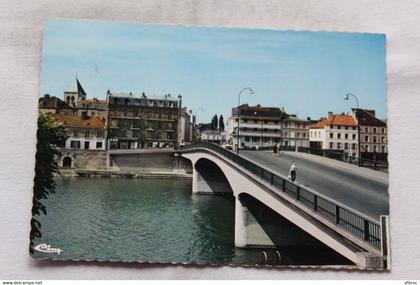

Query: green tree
left=219, top=115, right=225, bottom=131
left=30, top=113, right=67, bottom=253
left=211, top=114, right=218, bottom=130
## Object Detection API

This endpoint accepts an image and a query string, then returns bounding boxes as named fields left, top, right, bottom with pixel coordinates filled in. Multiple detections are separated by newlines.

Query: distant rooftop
left=107, top=91, right=181, bottom=102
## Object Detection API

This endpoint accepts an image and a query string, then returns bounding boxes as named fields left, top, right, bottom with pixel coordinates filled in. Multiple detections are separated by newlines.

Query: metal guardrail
left=180, top=142, right=381, bottom=249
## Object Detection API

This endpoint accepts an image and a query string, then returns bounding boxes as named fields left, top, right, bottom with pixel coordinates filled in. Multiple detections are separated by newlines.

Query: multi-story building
left=200, top=130, right=226, bottom=145
left=227, top=104, right=286, bottom=149
left=351, top=108, right=388, bottom=160
left=106, top=91, right=182, bottom=149
left=50, top=113, right=106, bottom=150
left=309, top=112, right=359, bottom=158
left=282, top=115, right=311, bottom=148
left=178, top=107, right=194, bottom=146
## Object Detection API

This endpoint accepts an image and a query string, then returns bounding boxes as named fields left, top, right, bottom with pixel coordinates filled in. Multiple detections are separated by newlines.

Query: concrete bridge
left=179, top=142, right=390, bottom=269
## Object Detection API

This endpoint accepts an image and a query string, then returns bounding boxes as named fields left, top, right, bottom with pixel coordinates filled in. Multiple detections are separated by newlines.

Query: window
left=345, top=126, right=348, bottom=130
left=329, top=142, right=334, bottom=149
left=382, top=128, right=385, bottom=133
left=70, top=141, right=80, bottom=149
left=352, top=134, right=356, bottom=140
left=382, top=136, right=386, bottom=143
left=245, top=137, right=250, bottom=142
left=352, top=143, right=356, bottom=150
left=345, top=142, right=348, bottom=150
left=365, top=145, right=369, bottom=152
left=365, top=135, right=369, bottom=142
left=345, top=134, right=348, bottom=139
left=85, top=130, right=90, bottom=138
left=382, top=146, right=386, bottom=153
left=243, top=119, right=248, bottom=123
left=337, top=142, right=341, bottom=149
left=330, top=133, right=333, bottom=139
left=373, top=128, right=377, bottom=133
left=373, top=136, right=377, bottom=143
left=353, top=126, right=356, bottom=130
left=337, top=133, right=341, bottom=139
left=374, top=146, right=377, bottom=152
left=338, top=126, right=341, bottom=130
left=73, top=130, right=79, bottom=138
left=96, top=142, right=103, bottom=149
left=365, top=127, right=369, bottom=133
left=84, top=141, right=90, bottom=149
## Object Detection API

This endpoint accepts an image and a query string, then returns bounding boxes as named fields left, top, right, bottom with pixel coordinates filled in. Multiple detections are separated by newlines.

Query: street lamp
left=344, top=93, right=360, bottom=166
left=236, top=87, right=254, bottom=154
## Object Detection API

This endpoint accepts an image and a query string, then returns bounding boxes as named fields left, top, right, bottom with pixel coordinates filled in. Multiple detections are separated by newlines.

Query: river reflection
left=31, top=176, right=352, bottom=266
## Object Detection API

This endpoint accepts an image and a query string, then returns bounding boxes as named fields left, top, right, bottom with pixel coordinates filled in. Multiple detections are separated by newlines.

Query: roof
left=232, top=104, right=287, bottom=118
left=310, top=114, right=357, bottom=129
left=352, top=108, right=387, bottom=127
left=39, top=95, right=74, bottom=110
left=65, top=78, right=87, bottom=95
left=78, top=99, right=107, bottom=110
left=108, top=91, right=181, bottom=102
left=50, top=113, right=104, bottom=129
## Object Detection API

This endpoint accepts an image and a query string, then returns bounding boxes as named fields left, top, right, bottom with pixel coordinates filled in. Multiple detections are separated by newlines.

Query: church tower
left=64, top=77, right=87, bottom=108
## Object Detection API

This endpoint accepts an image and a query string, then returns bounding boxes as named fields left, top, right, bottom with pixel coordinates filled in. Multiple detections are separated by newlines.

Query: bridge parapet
left=180, top=142, right=389, bottom=268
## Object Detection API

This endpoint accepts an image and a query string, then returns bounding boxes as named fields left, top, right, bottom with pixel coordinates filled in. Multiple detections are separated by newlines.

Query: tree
left=211, top=114, right=218, bottom=130
left=30, top=113, right=67, bottom=253
left=219, top=115, right=225, bottom=132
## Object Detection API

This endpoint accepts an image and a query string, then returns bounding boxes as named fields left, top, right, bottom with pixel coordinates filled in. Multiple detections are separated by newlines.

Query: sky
left=40, top=19, right=387, bottom=123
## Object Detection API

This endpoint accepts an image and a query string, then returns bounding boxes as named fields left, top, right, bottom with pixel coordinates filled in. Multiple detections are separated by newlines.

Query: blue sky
left=40, top=19, right=387, bottom=122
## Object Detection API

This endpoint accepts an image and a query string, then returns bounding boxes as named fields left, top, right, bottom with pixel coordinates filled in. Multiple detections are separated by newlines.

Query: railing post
left=296, top=186, right=300, bottom=200
left=364, top=219, right=370, bottom=241
left=270, top=173, right=274, bottom=185
left=313, top=195, right=318, bottom=211
left=282, top=179, right=286, bottom=192
left=335, top=205, right=340, bottom=224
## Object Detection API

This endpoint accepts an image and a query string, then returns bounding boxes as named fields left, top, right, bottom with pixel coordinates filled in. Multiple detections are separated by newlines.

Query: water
left=31, top=177, right=352, bottom=266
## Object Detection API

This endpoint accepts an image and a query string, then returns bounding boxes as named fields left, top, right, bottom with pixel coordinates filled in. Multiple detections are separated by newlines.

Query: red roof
left=310, top=114, right=357, bottom=129
left=50, top=114, right=105, bottom=129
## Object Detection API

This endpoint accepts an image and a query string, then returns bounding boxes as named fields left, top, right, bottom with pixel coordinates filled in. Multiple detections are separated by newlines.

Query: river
left=31, top=177, right=352, bottom=266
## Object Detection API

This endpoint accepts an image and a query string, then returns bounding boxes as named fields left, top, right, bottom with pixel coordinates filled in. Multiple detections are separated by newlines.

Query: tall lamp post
left=344, top=93, right=360, bottom=166
left=236, top=87, right=254, bottom=154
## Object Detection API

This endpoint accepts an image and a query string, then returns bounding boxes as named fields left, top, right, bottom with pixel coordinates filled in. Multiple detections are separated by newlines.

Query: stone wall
left=57, top=149, right=107, bottom=170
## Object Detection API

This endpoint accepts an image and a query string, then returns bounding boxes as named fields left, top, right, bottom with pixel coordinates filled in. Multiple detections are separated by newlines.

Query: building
left=200, top=130, right=226, bottom=145
left=50, top=113, right=106, bottom=151
left=309, top=112, right=359, bottom=158
left=351, top=108, right=388, bottom=160
left=282, top=115, right=311, bottom=148
left=77, top=98, right=107, bottom=120
left=63, top=78, right=87, bottom=108
left=227, top=104, right=286, bottom=149
left=178, top=107, right=194, bottom=146
left=106, top=91, right=182, bottom=149
left=38, top=94, right=75, bottom=115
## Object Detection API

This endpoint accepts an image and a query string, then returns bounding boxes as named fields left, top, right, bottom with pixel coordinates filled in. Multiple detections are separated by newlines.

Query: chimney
left=328, top=111, right=333, bottom=118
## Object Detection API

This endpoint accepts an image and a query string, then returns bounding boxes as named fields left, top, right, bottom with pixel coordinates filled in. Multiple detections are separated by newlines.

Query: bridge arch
left=193, top=158, right=233, bottom=195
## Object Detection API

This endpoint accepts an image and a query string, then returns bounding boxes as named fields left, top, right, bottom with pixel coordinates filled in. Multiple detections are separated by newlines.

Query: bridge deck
left=240, top=150, right=389, bottom=220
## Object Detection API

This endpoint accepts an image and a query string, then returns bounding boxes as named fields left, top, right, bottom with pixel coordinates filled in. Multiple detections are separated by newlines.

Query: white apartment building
left=282, top=115, right=311, bottom=148
left=227, top=104, right=285, bottom=149
left=201, top=130, right=226, bottom=145
left=309, top=112, right=359, bottom=158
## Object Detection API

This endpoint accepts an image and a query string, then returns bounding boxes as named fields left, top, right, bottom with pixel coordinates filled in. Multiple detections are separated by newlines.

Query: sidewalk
left=284, top=151, right=389, bottom=184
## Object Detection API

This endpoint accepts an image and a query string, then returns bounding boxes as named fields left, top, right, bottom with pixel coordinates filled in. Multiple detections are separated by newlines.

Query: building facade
left=77, top=98, right=107, bottom=120
left=50, top=113, right=106, bottom=151
left=178, top=107, right=193, bottom=146
left=282, top=115, right=311, bottom=148
left=39, top=94, right=76, bottom=115
left=227, top=104, right=286, bottom=149
left=309, top=112, right=359, bottom=158
left=200, top=130, right=226, bottom=145
left=106, top=91, right=182, bottom=149
left=351, top=108, right=388, bottom=160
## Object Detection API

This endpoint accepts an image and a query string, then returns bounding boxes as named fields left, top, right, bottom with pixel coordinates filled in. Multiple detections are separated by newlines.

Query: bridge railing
left=180, top=142, right=381, bottom=250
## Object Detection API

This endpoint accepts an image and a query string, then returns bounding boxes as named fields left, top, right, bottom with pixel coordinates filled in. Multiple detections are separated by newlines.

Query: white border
left=1, top=0, right=420, bottom=280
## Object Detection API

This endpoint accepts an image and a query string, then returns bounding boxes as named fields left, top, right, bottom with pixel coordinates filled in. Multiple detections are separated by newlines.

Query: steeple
left=64, top=77, right=87, bottom=107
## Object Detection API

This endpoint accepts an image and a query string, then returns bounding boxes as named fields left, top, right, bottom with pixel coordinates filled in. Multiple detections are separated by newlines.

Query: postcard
left=30, top=19, right=389, bottom=269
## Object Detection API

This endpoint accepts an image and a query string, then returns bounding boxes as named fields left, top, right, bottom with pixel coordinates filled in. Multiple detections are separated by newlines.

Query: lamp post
left=236, top=87, right=254, bottom=154
left=344, top=93, right=360, bottom=166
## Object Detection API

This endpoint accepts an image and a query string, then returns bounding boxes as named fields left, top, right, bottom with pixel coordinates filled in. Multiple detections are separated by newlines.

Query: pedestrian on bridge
left=288, top=161, right=297, bottom=182
left=272, top=144, right=278, bottom=157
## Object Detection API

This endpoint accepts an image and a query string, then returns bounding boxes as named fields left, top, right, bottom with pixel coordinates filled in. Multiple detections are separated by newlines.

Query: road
left=240, top=150, right=389, bottom=219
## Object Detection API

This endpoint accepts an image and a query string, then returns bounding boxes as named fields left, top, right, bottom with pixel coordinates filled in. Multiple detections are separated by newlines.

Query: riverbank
left=58, top=168, right=192, bottom=179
